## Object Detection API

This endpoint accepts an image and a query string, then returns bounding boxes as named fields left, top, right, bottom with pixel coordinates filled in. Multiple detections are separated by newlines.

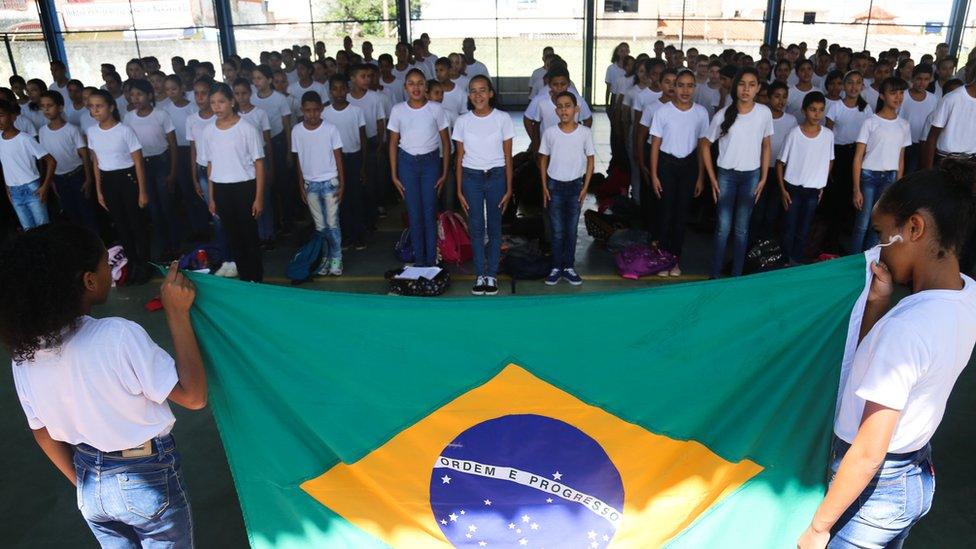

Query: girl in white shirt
left=201, top=83, right=266, bottom=282
left=87, top=89, right=151, bottom=284
left=162, top=74, right=208, bottom=239
left=623, top=57, right=657, bottom=203
left=851, top=77, right=911, bottom=253
left=21, top=78, right=49, bottom=131
left=252, top=65, right=294, bottom=234
left=37, top=91, right=96, bottom=231
left=604, top=42, right=630, bottom=111
left=388, top=68, right=450, bottom=267
left=453, top=75, right=514, bottom=295
left=2, top=225, right=207, bottom=549
left=899, top=65, right=937, bottom=174
left=185, top=77, right=230, bottom=268
left=797, top=159, right=976, bottom=549
left=700, top=67, right=774, bottom=278
left=233, top=78, right=275, bottom=246
left=124, top=79, right=180, bottom=259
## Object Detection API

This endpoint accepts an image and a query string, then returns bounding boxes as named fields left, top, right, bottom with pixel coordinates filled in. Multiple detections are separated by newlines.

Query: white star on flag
left=603, top=534, right=610, bottom=541
left=478, top=542, right=487, bottom=547
left=516, top=528, right=522, bottom=534
left=552, top=471, right=562, bottom=480
left=449, top=513, right=458, bottom=522
left=484, top=499, right=492, bottom=506
left=440, top=519, right=447, bottom=525
left=441, top=475, right=452, bottom=484
left=508, top=523, right=516, bottom=530
left=466, top=533, right=473, bottom=539
left=468, top=525, right=478, bottom=533
left=460, top=510, right=466, bottom=515
left=590, top=542, right=599, bottom=549
left=545, top=498, right=553, bottom=503
left=522, top=514, right=531, bottom=523
left=531, top=523, right=539, bottom=530
left=519, top=539, right=528, bottom=546
left=587, top=531, right=597, bottom=540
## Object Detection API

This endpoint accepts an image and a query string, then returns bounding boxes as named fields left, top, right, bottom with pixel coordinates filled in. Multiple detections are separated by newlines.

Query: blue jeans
left=54, top=168, right=97, bottom=231
left=196, top=165, right=228, bottom=259
left=462, top=167, right=506, bottom=277
left=8, top=180, right=49, bottom=229
left=547, top=178, right=583, bottom=270
left=145, top=152, right=180, bottom=252
left=828, top=437, right=935, bottom=548
left=305, top=179, right=342, bottom=260
left=398, top=149, right=440, bottom=266
left=851, top=169, right=897, bottom=253
left=74, top=435, right=193, bottom=548
left=711, top=168, right=760, bottom=277
left=782, top=183, right=821, bottom=263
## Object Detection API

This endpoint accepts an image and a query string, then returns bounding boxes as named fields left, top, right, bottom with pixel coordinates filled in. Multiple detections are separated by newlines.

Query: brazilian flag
left=188, top=254, right=870, bottom=548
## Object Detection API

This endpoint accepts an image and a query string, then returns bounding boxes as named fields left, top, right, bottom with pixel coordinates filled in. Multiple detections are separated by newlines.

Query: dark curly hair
left=0, top=224, right=106, bottom=363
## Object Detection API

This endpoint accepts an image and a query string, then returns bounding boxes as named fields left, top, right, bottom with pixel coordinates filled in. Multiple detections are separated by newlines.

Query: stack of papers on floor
left=394, top=266, right=443, bottom=280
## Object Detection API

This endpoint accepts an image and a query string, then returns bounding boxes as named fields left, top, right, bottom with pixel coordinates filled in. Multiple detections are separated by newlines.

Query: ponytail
left=720, top=67, right=759, bottom=137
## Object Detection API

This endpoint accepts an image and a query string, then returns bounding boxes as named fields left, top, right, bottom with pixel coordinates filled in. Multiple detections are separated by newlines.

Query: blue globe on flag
left=429, top=414, right=625, bottom=548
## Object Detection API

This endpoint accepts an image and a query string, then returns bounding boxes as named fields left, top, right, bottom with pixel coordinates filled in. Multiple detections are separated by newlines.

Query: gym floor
left=2, top=115, right=973, bottom=547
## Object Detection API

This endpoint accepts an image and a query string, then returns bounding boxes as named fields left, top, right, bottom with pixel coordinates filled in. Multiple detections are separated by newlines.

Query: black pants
left=820, top=143, right=856, bottom=253
left=339, top=150, right=365, bottom=244
left=749, top=167, right=782, bottom=242
left=655, top=152, right=699, bottom=257
left=214, top=180, right=263, bottom=282
left=270, top=132, right=296, bottom=231
left=640, top=141, right=655, bottom=233
left=100, top=168, right=151, bottom=270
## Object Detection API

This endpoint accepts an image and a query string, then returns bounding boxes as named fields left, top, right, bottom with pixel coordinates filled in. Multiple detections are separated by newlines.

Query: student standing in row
left=453, top=75, right=514, bottom=295
left=323, top=75, right=368, bottom=253
left=348, top=64, right=388, bottom=235
left=649, top=70, right=709, bottom=277
left=162, top=75, right=208, bottom=240
left=37, top=91, right=96, bottom=231
left=124, top=79, right=180, bottom=261
left=825, top=71, right=873, bottom=251
left=851, top=77, right=911, bottom=253
left=524, top=66, right=593, bottom=153
left=0, top=100, right=54, bottom=230
left=898, top=65, right=937, bottom=174
left=388, top=68, right=450, bottom=268
left=293, top=91, right=345, bottom=277
left=701, top=67, right=773, bottom=279
left=924, top=79, right=976, bottom=168
left=186, top=78, right=230, bottom=269
left=751, top=81, right=798, bottom=241
left=3, top=225, right=207, bottom=549
left=201, top=83, right=266, bottom=283
left=251, top=65, right=293, bottom=234
left=777, top=92, right=834, bottom=265
left=233, top=78, right=275, bottom=247
left=539, top=92, right=595, bottom=287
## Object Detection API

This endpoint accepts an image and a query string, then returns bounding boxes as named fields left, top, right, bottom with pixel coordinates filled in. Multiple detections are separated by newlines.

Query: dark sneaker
left=354, top=239, right=367, bottom=250
left=562, top=268, right=583, bottom=285
left=545, top=268, right=561, bottom=286
left=484, top=277, right=499, bottom=296
left=471, top=276, right=486, bottom=296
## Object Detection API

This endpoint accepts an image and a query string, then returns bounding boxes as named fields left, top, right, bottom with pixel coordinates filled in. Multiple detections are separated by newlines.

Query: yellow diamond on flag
left=301, top=364, right=763, bottom=548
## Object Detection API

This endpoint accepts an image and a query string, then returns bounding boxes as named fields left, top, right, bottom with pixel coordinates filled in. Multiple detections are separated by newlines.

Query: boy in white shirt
left=325, top=74, right=369, bottom=251
left=525, top=66, right=593, bottom=154
left=292, top=91, right=346, bottom=276
left=37, top=91, right=97, bottom=231
left=347, top=64, right=388, bottom=231
left=0, top=100, right=55, bottom=229
left=538, top=91, right=595, bottom=286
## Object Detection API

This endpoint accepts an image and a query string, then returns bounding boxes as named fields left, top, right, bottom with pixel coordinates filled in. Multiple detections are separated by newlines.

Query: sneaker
left=657, top=269, right=671, bottom=277
left=315, top=259, right=331, bottom=276
left=669, top=264, right=682, bottom=277
left=216, top=261, right=238, bottom=278
left=562, top=268, right=583, bottom=286
left=377, top=206, right=388, bottom=219
left=484, top=277, right=499, bottom=296
left=329, top=258, right=343, bottom=276
left=471, top=276, right=487, bottom=296
left=545, top=268, right=562, bottom=286
left=354, top=239, right=367, bottom=251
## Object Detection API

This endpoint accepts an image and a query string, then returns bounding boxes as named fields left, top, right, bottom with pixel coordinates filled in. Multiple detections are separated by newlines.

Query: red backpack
left=437, top=211, right=473, bottom=265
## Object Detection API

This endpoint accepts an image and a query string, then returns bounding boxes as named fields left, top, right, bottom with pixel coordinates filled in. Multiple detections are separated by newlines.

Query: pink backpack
left=614, top=244, right=676, bottom=279
left=437, top=211, right=473, bottom=265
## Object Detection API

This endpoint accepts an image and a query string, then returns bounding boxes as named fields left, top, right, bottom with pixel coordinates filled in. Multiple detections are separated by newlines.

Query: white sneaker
left=329, top=258, right=343, bottom=276
left=217, top=261, right=238, bottom=278
left=315, top=258, right=330, bottom=276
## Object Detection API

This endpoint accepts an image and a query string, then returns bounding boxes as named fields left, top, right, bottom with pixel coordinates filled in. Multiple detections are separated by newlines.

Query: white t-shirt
left=930, top=86, right=976, bottom=155
left=638, top=99, right=668, bottom=140
left=786, top=84, right=817, bottom=123
left=452, top=109, right=515, bottom=170
left=465, top=60, right=491, bottom=80
left=347, top=90, right=387, bottom=139
left=64, top=101, right=86, bottom=127
left=627, top=87, right=660, bottom=112
left=779, top=125, right=834, bottom=189
left=86, top=122, right=142, bottom=171
left=39, top=123, right=85, bottom=175
left=200, top=117, right=266, bottom=183
left=539, top=124, right=596, bottom=181
left=525, top=92, right=593, bottom=136
left=826, top=101, right=874, bottom=145
left=240, top=106, right=271, bottom=134
left=898, top=91, right=939, bottom=143
left=123, top=109, right=175, bottom=157
left=113, top=94, right=129, bottom=117
left=161, top=100, right=198, bottom=147
left=605, top=63, right=626, bottom=86
left=48, top=81, right=69, bottom=102
left=291, top=121, right=343, bottom=182
left=705, top=103, right=775, bottom=171
left=78, top=110, right=98, bottom=134
left=387, top=101, right=449, bottom=156
left=694, top=83, right=721, bottom=115
left=379, top=77, right=406, bottom=107
left=185, top=111, right=215, bottom=167
left=835, top=275, right=976, bottom=454
left=14, top=115, right=37, bottom=137
left=649, top=102, right=710, bottom=158
left=856, top=114, right=911, bottom=172
left=528, top=66, right=547, bottom=98
left=862, top=86, right=881, bottom=112
left=611, top=74, right=633, bottom=96
left=285, top=68, right=299, bottom=85
left=322, top=104, right=366, bottom=154
left=441, top=83, right=469, bottom=122
left=12, top=316, right=178, bottom=452
left=252, top=90, right=291, bottom=138
left=771, top=113, right=799, bottom=160
left=0, top=132, right=47, bottom=186
left=287, top=81, right=328, bottom=107
left=20, top=105, right=47, bottom=131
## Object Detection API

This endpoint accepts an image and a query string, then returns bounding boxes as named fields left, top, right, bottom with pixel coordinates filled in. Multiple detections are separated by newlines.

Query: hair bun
left=938, top=157, right=976, bottom=195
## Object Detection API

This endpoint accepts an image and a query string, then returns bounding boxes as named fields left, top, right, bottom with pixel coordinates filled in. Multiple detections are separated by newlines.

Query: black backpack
left=385, top=267, right=451, bottom=297
left=744, top=239, right=789, bottom=274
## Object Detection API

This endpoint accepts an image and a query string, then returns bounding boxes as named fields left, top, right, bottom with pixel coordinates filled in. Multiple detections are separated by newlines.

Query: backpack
left=584, top=209, right=628, bottom=242
left=178, top=243, right=224, bottom=272
left=744, top=239, right=789, bottom=275
left=286, top=233, right=325, bottom=284
left=385, top=267, right=451, bottom=297
left=502, top=239, right=551, bottom=281
left=437, top=211, right=473, bottom=265
left=606, top=229, right=650, bottom=254
left=107, top=245, right=129, bottom=286
left=614, top=244, right=676, bottom=279
left=394, top=228, right=415, bottom=263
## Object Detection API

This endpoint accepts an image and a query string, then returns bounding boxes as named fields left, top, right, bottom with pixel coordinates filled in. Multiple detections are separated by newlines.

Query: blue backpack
left=394, top=228, right=414, bottom=263
left=286, top=233, right=325, bottom=283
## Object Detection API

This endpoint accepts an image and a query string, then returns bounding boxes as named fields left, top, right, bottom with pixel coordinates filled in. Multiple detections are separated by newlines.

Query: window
left=604, top=0, right=638, bottom=14
left=803, top=12, right=816, bottom=25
